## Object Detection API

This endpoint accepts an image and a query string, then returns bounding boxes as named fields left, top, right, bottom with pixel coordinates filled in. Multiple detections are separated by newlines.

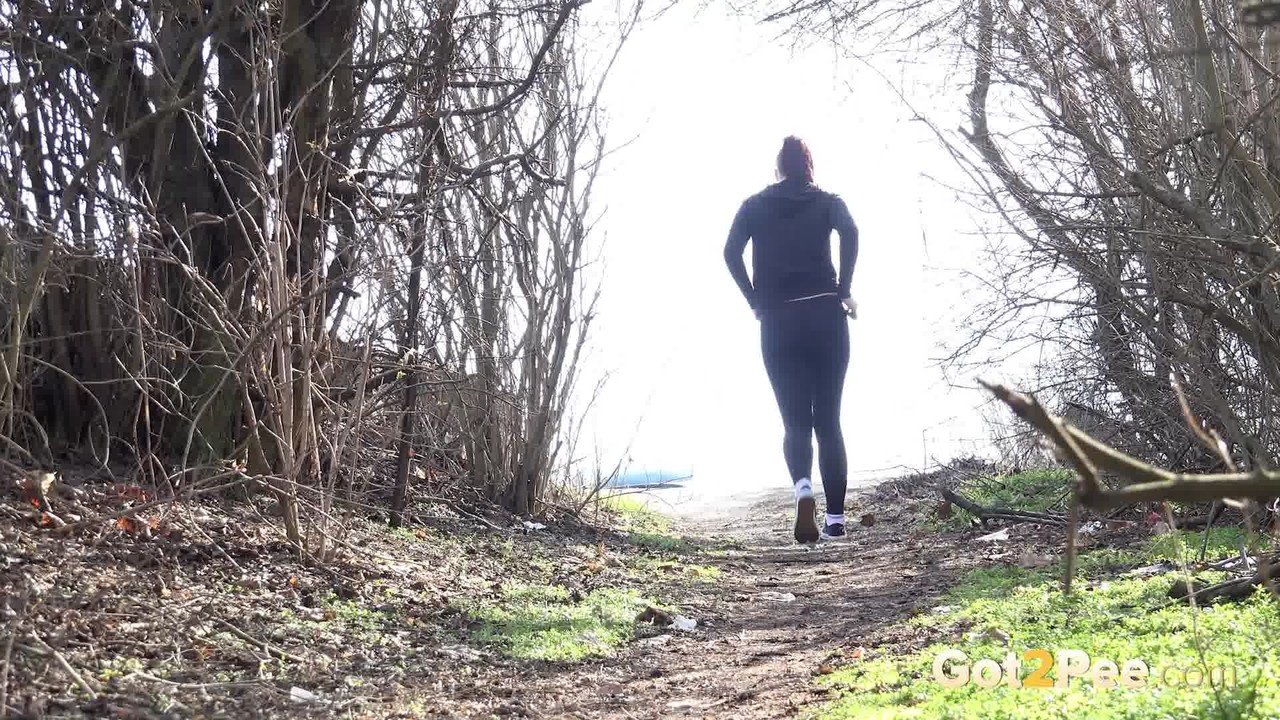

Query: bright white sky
left=575, top=2, right=1015, bottom=494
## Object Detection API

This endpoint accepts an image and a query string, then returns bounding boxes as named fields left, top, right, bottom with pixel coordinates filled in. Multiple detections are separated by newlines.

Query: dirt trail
left=491, top=481, right=974, bottom=719
left=3, top=473, right=976, bottom=720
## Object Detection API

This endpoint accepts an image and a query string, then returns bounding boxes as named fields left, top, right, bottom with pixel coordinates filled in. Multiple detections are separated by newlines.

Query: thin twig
left=0, top=587, right=24, bottom=716
left=27, top=635, right=97, bottom=699
left=1063, top=502, right=1080, bottom=594
left=214, top=620, right=305, bottom=664
left=122, top=671, right=267, bottom=690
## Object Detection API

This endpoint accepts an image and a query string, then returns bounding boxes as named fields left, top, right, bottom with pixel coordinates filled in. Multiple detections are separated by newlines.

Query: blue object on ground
left=606, top=468, right=693, bottom=489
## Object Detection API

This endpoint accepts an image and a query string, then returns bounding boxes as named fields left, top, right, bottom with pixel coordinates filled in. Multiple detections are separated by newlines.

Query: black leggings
left=760, top=295, right=849, bottom=516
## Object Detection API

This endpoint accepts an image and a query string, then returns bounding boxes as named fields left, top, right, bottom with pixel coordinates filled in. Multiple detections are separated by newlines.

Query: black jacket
left=723, top=179, right=859, bottom=311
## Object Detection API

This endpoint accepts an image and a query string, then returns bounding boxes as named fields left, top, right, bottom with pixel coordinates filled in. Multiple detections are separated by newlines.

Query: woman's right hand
left=842, top=297, right=858, bottom=319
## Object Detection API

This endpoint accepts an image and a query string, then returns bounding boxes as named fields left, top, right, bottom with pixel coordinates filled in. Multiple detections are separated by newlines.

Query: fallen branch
left=215, top=620, right=305, bottom=664
left=1167, top=575, right=1260, bottom=605
left=1174, top=513, right=1219, bottom=529
left=0, top=630, right=12, bottom=717
left=122, top=671, right=267, bottom=690
left=0, top=587, right=24, bottom=716
left=1158, top=553, right=1280, bottom=607
left=1128, top=551, right=1264, bottom=580
left=941, top=488, right=1067, bottom=526
left=25, top=635, right=97, bottom=699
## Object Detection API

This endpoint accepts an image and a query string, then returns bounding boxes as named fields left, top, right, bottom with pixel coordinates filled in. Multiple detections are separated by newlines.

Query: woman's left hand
left=842, top=297, right=858, bottom=319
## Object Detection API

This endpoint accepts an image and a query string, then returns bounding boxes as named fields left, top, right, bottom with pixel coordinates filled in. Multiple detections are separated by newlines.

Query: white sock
left=794, top=478, right=813, bottom=501
left=826, top=513, right=845, bottom=526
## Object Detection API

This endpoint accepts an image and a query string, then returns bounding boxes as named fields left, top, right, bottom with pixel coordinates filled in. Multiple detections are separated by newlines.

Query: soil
left=0, top=469, right=1050, bottom=719
left=489, top=479, right=983, bottom=720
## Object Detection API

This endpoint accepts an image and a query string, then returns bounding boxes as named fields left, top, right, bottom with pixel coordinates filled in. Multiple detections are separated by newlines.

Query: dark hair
left=776, top=136, right=814, bottom=183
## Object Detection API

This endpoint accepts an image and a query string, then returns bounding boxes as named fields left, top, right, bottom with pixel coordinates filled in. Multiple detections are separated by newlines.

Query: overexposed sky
left=575, top=2, right=1012, bottom=492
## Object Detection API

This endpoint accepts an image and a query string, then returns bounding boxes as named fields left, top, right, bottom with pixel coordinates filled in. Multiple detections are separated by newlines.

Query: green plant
left=464, top=583, right=650, bottom=662
left=818, top=531, right=1280, bottom=719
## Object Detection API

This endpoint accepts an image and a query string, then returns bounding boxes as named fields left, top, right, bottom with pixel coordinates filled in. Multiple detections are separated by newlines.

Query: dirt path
left=468, top=480, right=974, bottom=719
left=3, top=473, right=977, bottom=720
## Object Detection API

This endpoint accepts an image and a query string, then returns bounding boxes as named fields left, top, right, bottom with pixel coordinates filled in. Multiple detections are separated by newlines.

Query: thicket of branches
left=756, top=0, right=1280, bottom=482
left=955, top=0, right=1280, bottom=477
left=1, top=0, right=630, bottom=556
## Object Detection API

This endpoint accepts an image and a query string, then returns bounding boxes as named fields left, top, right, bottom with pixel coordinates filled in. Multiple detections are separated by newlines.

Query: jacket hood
left=757, top=179, right=825, bottom=218
left=760, top=179, right=825, bottom=201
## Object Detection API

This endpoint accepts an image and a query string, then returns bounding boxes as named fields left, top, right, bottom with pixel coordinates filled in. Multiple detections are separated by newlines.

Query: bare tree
left=1, top=0, right=636, bottom=552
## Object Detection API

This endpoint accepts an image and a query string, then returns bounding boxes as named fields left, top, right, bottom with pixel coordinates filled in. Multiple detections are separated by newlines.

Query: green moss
left=599, top=493, right=654, bottom=516
left=321, top=594, right=396, bottom=631
left=818, top=529, right=1280, bottom=719
left=98, top=656, right=146, bottom=682
left=601, top=493, right=672, bottom=533
left=630, top=556, right=723, bottom=583
left=463, top=583, right=650, bottom=662
left=273, top=591, right=401, bottom=648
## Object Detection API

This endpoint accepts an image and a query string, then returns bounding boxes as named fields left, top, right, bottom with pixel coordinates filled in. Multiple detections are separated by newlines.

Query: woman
left=723, top=136, right=859, bottom=543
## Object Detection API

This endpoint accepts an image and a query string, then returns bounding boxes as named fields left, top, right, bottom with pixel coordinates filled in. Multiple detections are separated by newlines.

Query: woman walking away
left=723, top=136, right=859, bottom=543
